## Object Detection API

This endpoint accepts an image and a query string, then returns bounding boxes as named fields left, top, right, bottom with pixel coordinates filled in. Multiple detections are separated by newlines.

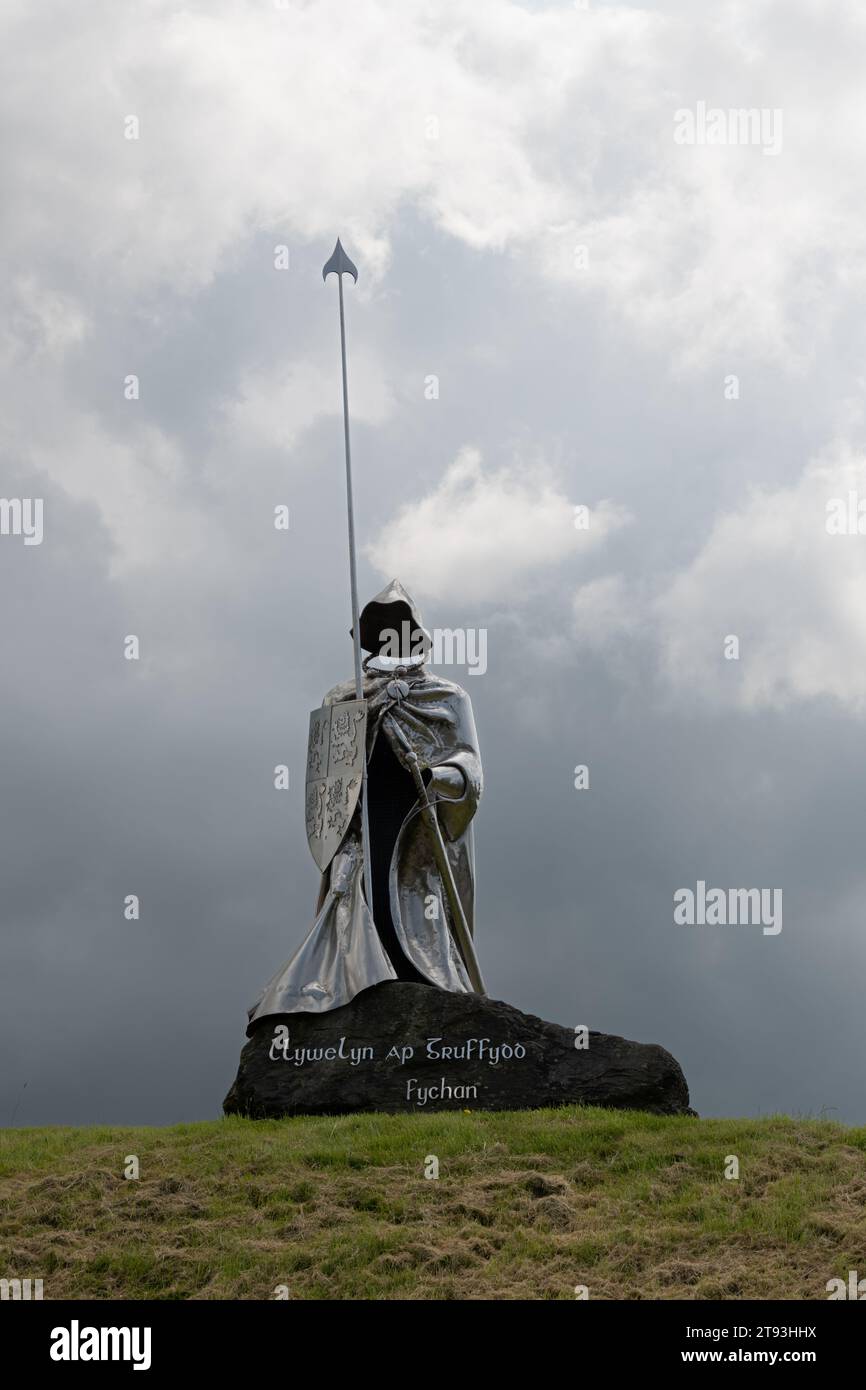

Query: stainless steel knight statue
left=248, top=580, right=484, bottom=1024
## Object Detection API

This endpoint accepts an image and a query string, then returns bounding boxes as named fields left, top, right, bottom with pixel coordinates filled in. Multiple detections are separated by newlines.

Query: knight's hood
left=352, top=578, right=431, bottom=656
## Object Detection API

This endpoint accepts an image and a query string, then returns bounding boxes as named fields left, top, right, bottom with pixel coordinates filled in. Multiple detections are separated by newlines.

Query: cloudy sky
left=3, top=0, right=865, bottom=1126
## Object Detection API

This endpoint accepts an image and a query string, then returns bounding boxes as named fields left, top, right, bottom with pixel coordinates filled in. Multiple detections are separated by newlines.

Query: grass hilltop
left=2, top=1107, right=865, bottom=1300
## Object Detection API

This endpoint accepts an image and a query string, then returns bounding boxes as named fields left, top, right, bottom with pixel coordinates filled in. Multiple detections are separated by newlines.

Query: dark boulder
left=223, top=982, right=692, bottom=1118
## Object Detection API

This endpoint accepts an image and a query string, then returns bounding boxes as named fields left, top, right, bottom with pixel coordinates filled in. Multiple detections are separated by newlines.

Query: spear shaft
left=323, top=239, right=374, bottom=908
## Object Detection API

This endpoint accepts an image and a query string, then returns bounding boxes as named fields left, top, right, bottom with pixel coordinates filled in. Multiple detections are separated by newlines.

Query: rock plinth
left=223, top=982, right=692, bottom=1118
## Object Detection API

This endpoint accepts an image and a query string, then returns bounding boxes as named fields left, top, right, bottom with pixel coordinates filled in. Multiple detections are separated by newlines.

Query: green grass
left=2, top=1108, right=865, bottom=1299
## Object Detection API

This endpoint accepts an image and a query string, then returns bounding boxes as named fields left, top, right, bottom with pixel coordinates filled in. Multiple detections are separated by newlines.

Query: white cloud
left=221, top=353, right=394, bottom=454
left=0, top=0, right=582, bottom=295
left=1, top=278, right=90, bottom=366
left=573, top=574, right=640, bottom=649
left=24, top=413, right=216, bottom=575
left=367, top=445, right=630, bottom=602
left=577, top=443, right=866, bottom=715
left=654, top=444, right=866, bottom=712
left=4, top=0, right=866, bottom=372
left=6, top=0, right=866, bottom=588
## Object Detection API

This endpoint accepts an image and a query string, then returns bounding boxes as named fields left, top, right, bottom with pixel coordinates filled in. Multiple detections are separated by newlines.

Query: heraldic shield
left=305, top=699, right=367, bottom=872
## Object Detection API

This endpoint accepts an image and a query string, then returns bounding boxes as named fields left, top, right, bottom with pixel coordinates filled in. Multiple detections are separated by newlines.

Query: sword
left=384, top=712, right=486, bottom=995
left=322, top=239, right=374, bottom=909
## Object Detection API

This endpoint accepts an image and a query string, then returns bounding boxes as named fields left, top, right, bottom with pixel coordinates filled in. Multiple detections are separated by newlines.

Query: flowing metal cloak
left=248, top=585, right=483, bottom=1024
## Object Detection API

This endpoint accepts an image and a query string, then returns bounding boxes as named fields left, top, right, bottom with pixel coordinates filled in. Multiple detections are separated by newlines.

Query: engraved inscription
left=268, top=1027, right=528, bottom=1108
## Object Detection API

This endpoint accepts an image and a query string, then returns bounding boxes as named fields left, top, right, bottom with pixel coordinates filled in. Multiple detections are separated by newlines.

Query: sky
left=2, top=0, right=866, bottom=1126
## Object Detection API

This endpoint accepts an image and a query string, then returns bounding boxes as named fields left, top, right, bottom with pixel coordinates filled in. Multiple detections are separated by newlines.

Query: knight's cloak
left=248, top=581, right=482, bottom=1025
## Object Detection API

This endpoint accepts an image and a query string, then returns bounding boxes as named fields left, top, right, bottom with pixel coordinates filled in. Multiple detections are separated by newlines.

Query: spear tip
left=322, top=237, right=359, bottom=284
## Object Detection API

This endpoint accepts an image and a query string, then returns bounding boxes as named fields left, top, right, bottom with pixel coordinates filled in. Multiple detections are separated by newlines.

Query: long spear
left=322, top=238, right=374, bottom=908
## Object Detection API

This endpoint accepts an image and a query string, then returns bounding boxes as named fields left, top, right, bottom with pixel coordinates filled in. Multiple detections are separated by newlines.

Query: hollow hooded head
left=353, top=578, right=432, bottom=659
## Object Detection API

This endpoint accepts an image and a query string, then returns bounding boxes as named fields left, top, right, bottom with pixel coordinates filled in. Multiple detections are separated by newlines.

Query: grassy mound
left=2, top=1108, right=864, bottom=1300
